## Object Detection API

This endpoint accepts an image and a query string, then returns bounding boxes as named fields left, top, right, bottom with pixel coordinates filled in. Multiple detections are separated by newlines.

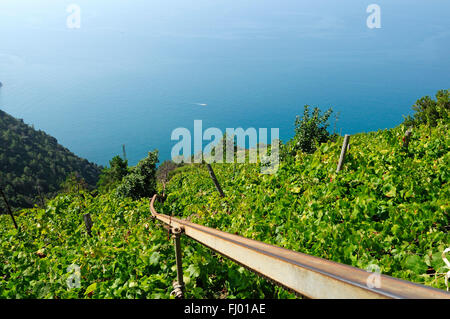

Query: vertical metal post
left=336, top=134, right=350, bottom=173
left=171, top=227, right=184, bottom=299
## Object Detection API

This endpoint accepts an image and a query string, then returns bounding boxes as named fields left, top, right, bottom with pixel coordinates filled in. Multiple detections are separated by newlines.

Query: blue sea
left=0, top=0, right=449, bottom=166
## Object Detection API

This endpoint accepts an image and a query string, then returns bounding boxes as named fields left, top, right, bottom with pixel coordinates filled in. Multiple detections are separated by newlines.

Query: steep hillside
left=160, top=122, right=449, bottom=291
left=1, top=91, right=448, bottom=298
left=0, top=192, right=292, bottom=298
left=0, top=110, right=102, bottom=212
left=1, top=121, right=447, bottom=299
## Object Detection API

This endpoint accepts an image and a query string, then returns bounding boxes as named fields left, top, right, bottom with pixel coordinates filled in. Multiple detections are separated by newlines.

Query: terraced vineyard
left=0, top=191, right=292, bottom=298
left=160, top=122, right=450, bottom=291
left=1, top=121, right=449, bottom=298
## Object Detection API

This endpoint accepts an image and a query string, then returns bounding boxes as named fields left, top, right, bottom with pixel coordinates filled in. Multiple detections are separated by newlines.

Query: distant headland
left=0, top=82, right=3, bottom=88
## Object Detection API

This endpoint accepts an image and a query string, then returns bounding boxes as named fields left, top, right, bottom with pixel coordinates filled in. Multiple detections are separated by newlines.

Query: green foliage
left=60, top=173, right=88, bottom=194
left=217, top=133, right=238, bottom=160
left=97, top=156, right=129, bottom=193
left=117, top=150, right=159, bottom=200
left=0, top=191, right=291, bottom=299
left=2, top=92, right=449, bottom=298
left=156, top=160, right=183, bottom=186
left=162, top=121, right=450, bottom=291
left=0, top=110, right=102, bottom=212
left=404, top=89, right=449, bottom=127
left=109, top=156, right=128, bottom=183
left=284, top=105, right=334, bottom=157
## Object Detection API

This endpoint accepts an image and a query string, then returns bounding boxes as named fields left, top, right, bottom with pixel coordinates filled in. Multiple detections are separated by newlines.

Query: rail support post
left=171, top=226, right=185, bottom=299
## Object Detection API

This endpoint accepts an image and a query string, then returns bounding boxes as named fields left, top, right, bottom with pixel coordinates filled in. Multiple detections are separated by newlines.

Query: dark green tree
left=117, top=150, right=159, bottom=200
left=0, top=110, right=102, bottom=211
left=290, top=105, right=333, bottom=155
left=109, top=156, right=128, bottom=181
left=404, top=89, right=449, bottom=126
left=97, top=155, right=129, bottom=192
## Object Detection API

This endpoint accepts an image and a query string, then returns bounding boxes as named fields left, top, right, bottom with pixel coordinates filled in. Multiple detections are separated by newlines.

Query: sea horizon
left=1, top=0, right=449, bottom=166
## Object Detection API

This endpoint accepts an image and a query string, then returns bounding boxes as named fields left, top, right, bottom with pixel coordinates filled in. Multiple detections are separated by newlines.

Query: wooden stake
left=0, top=187, right=18, bottom=230
left=403, top=128, right=412, bottom=150
left=336, top=134, right=350, bottom=173
left=206, top=164, right=225, bottom=197
left=83, top=213, right=93, bottom=237
left=36, top=184, right=45, bottom=207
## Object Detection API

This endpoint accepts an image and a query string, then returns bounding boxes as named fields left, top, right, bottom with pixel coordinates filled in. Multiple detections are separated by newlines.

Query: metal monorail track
left=150, top=195, right=450, bottom=299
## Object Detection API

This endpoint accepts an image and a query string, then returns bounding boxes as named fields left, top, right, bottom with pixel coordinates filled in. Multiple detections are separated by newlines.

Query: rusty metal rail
left=149, top=195, right=450, bottom=299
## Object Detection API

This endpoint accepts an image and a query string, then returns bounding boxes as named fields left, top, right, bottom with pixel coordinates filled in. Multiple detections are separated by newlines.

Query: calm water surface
left=0, top=0, right=449, bottom=165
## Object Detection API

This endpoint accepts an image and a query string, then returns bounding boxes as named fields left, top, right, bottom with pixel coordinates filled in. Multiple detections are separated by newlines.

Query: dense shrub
left=404, top=89, right=449, bottom=126
left=117, top=150, right=159, bottom=200
left=284, top=105, right=334, bottom=157
left=97, top=156, right=129, bottom=192
left=60, top=172, right=88, bottom=194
